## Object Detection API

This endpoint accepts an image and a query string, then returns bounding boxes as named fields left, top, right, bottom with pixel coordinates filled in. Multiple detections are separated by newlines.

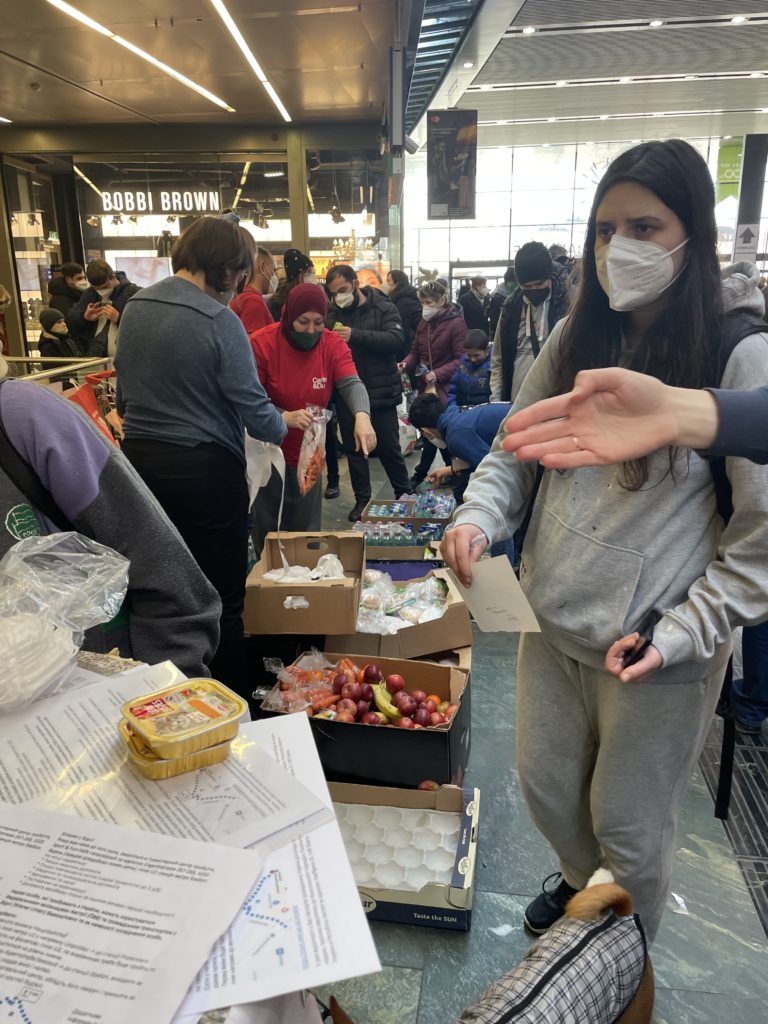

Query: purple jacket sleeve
left=704, top=387, right=768, bottom=464
left=1, top=381, right=221, bottom=676
left=434, top=320, right=467, bottom=384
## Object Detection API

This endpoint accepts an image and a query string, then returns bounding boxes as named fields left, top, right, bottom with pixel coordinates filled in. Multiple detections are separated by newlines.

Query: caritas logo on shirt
left=312, top=376, right=328, bottom=390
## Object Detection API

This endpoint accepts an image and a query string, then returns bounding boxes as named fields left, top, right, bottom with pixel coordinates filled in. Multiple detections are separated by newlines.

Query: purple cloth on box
left=366, top=559, right=443, bottom=581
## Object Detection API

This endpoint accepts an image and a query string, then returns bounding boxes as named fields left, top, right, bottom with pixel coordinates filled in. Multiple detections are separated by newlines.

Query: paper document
left=451, top=556, right=540, bottom=632
left=176, top=713, right=380, bottom=1016
left=0, top=803, right=263, bottom=1024
left=0, top=666, right=329, bottom=851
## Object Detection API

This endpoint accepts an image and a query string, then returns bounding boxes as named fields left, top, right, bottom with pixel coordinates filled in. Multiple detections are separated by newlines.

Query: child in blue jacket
left=447, top=330, right=492, bottom=407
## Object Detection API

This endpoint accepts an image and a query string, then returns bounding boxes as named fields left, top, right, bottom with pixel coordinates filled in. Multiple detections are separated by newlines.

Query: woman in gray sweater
left=115, top=217, right=290, bottom=696
left=444, top=141, right=768, bottom=943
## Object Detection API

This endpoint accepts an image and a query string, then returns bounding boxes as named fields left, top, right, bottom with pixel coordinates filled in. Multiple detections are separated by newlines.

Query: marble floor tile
left=313, top=965, right=422, bottom=1024
left=653, top=987, right=768, bottom=1024
left=369, top=920, right=430, bottom=970
left=417, top=891, right=535, bottom=1024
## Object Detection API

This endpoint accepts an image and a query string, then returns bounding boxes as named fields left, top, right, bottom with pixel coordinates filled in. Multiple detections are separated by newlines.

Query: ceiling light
left=480, top=84, right=491, bottom=90
left=649, top=19, right=664, bottom=28
left=263, top=170, right=284, bottom=178
left=463, top=61, right=475, bottom=69
left=522, top=26, right=536, bottom=35
left=111, top=214, right=123, bottom=226
left=750, top=72, right=763, bottom=78
left=0, top=116, right=12, bottom=124
left=306, top=184, right=315, bottom=212
left=619, top=77, right=632, bottom=84
left=73, top=164, right=102, bottom=198
left=208, top=0, right=291, bottom=121
left=684, top=74, right=697, bottom=80
left=128, top=215, right=138, bottom=224
left=27, top=213, right=39, bottom=227
left=548, top=116, right=556, bottom=122
left=724, top=135, right=733, bottom=140
left=86, top=215, right=100, bottom=228
left=731, top=15, right=747, bottom=24
left=239, top=160, right=251, bottom=187
left=599, top=114, right=608, bottom=119
left=762, top=108, right=768, bottom=113
left=166, top=215, right=177, bottom=224
left=555, top=80, right=566, bottom=87
left=47, top=0, right=235, bottom=111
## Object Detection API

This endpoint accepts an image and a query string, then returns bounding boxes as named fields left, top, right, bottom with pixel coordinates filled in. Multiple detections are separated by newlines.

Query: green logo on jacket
left=5, top=503, right=42, bottom=541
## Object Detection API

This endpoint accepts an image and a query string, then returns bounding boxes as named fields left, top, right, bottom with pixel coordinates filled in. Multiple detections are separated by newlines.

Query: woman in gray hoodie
left=444, top=140, right=768, bottom=943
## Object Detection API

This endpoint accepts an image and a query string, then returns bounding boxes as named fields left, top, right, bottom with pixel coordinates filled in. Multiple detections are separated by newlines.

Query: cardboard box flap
left=257, top=532, right=362, bottom=585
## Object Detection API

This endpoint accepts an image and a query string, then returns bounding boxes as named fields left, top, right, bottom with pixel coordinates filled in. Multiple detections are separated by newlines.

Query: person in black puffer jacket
left=491, top=244, right=571, bottom=403
left=48, top=262, right=89, bottom=316
left=66, top=259, right=141, bottom=357
left=385, top=270, right=422, bottom=358
left=327, top=265, right=412, bottom=520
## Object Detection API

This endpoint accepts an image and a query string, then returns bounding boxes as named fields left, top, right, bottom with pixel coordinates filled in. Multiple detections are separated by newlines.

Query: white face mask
left=334, top=290, right=355, bottom=308
left=96, top=286, right=114, bottom=299
left=302, top=272, right=318, bottom=286
left=595, top=235, right=688, bottom=311
left=73, top=279, right=89, bottom=291
left=380, top=282, right=390, bottom=295
left=421, top=304, right=439, bottom=321
left=268, top=273, right=279, bottom=294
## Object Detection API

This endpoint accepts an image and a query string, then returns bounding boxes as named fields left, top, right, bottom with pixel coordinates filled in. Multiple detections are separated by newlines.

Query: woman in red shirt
left=250, top=284, right=376, bottom=555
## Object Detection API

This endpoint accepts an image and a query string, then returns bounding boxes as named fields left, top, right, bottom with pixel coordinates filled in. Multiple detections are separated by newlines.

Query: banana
left=373, top=683, right=401, bottom=723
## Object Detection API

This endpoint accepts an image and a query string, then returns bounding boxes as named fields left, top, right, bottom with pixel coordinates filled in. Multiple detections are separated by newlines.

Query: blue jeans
left=732, top=621, right=768, bottom=728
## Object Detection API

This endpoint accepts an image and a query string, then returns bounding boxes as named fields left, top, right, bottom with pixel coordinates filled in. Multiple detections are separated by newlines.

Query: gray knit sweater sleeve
left=336, top=375, right=371, bottom=417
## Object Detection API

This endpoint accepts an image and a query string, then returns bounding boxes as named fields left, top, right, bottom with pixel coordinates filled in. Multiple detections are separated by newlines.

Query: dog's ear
left=565, top=883, right=634, bottom=921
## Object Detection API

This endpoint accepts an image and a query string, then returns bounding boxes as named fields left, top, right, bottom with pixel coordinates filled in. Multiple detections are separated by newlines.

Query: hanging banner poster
left=427, top=109, right=478, bottom=220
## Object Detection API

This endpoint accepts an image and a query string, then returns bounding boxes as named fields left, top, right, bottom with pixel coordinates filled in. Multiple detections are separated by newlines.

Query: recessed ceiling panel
left=512, top=0, right=768, bottom=27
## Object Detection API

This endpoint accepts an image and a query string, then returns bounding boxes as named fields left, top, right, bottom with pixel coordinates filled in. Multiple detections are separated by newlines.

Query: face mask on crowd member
left=326, top=266, right=360, bottom=309
left=514, top=241, right=554, bottom=308
left=418, top=280, right=448, bottom=321
left=593, top=181, right=690, bottom=312
left=521, top=279, right=551, bottom=307
left=471, top=278, right=488, bottom=298
left=39, top=307, right=68, bottom=336
left=66, top=271, right=88, bottom=292
left=280, top=282, right=329, bottom=353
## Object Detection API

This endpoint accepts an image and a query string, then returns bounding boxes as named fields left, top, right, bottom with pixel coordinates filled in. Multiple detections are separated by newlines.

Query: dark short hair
left=171, top=217, right=250, bottom=293
left=470, top=276, right=486, bottom=288
left=326, top=264, right=356, bottom=286
left=408, top=393, right=445, bottom=429
left=389, top=269, right=410, bottom=289
left=61, top=262, right=84, bottom=280
left=464, top=329, right=489, bottom=351
left=503, top=266, right=516, bottom=284
left=86, top=259, right=115, bottom=286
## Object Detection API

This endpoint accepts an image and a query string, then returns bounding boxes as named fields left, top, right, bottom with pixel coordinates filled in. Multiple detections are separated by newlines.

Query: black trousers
left=325, top=402, right=340, bottom=481
left=337, top=402, right=412, bottom=500
left=122, top=438, right=249, bottom=697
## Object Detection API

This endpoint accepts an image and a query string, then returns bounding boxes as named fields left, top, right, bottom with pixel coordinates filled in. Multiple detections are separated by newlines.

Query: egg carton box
left=329, top=782, right=480, bottom=931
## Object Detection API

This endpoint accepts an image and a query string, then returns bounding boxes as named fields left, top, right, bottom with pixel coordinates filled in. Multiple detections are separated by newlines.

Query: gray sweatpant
left=516, top=631, right=723, bottom=943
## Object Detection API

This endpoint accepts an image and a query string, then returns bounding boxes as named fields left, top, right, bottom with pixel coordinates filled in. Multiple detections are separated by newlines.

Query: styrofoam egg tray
left=334, top=803, right=461, bottom=892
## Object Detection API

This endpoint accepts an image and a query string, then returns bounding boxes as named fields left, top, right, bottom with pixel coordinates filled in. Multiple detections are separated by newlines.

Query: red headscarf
left=280, top=283, right=328, bottom=339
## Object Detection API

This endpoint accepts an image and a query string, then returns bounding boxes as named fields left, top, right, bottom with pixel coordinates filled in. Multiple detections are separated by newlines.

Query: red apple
left=393, top=690, right=410, bottom=708
left=336, top=698, right=358, bottom=717
left=356, top=700, right=370, bottom=720
left=413, top=723, right=425, bottom=730
left=335, top=711, right=356, bottom=724
left=398, top=694, right=418, bottom=718
left=446, top=703, right=458, bottom=718
left=414, top=707, right=432, bottom=727
left=332, top=672, right=347, bottom=695
left=385, top=673, right=406, bottom=695
left=417, top=779, right=440, bottom=791
left=363, top=664, right=383, bottom=684
left=411, top=690, right=427, bottom=705
left=342, top=667, right=357, bottom=685
left=430, top=712, right=447, bottom=727
left=396, top=716, right=415, bottom=729
left=341, top=681, right=363, bottom=702
left=420, top=699, right=437, bottom=714
left=360, top=682, right=374, bottom=702
left=361, top=711, right=384, bottom=725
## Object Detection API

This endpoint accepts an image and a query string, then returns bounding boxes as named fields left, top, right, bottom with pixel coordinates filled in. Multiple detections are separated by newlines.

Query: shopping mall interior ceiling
left=410, top=0, right=768, bottom=147
left=0, top=0, right=398, bottom=126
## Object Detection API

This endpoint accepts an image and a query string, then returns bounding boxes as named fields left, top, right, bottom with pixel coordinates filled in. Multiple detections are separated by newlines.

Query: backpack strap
left=710, top=310, right=766, bottom=819
left=0, top=381, right=74, bottom=532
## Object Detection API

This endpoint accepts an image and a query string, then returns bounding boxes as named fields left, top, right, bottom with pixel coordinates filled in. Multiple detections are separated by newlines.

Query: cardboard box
left=361, top=497, right=453, bottom=527
left=365, top=543, right=440, bottom=562
left=244, top=532, right=365, bottom=635
left=360, top=498, right=452, bottom=561
left=330, top=782, right=480, bottom=930
left=259, top=652, right=471, bottom=788
left=331, top=569, right=472, bottom=660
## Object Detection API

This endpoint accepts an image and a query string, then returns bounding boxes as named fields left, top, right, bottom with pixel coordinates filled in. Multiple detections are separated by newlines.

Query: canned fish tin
left=121, top=679, right=246, bottom=759
left=118, top=718, right=232, bottom=780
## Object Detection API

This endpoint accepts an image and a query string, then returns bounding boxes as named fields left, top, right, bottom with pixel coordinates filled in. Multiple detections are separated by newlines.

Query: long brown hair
left=557, top=140, right=723, bottom=487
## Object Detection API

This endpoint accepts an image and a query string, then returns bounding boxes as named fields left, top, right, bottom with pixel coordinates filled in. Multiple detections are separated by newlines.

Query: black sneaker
left=735, top=718, right=763, bottom=736
left=348, top=499, right=368, bottom=522
left=324, top=478, right=340, bottom=500
left=408, top=475, right=424, bottom=493
left=524, top=873, right=579, bottom=935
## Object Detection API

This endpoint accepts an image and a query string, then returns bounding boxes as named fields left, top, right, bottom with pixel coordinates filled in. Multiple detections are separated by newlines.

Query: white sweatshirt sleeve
left=652, top=331, right=768, bottom=668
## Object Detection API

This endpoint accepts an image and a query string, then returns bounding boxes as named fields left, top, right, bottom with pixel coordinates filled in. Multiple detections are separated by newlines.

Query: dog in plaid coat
left=458, top=870, right=654, bottom=1023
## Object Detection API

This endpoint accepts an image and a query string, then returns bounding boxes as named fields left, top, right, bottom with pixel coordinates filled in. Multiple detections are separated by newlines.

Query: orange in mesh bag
left=297, top=404, right=331, bottom=496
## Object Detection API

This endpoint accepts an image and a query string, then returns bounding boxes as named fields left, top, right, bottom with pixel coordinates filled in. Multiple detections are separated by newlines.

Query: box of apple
left=331, top=663, right=458, bottom=729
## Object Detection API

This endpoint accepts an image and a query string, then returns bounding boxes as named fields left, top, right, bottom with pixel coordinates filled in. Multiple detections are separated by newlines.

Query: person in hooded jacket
left=251, top=284, right=376, bottom=550
left=37, top=307, right=88, bottom=360
left=489, top=266, right=517, bottom=339
left=443, top=139, right=768, bottom=945
left=491, top=242, right=571, bottom=402
left=66, top=259, right=141, bottom=357
left=47, top=262, right=88, bottom=316
left=326, top=265, right=412, bottom=519
left=400, top=280, right=468, bottom=488
left=385, top=270, right=422, bottom=357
